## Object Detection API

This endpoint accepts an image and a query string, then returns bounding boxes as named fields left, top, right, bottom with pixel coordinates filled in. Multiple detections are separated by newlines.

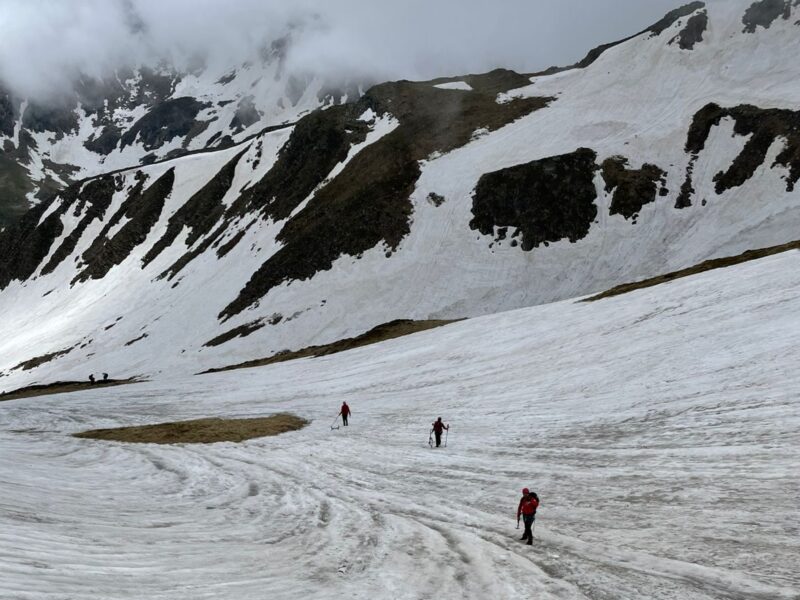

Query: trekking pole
left=445, top=426, right=449, bottom=447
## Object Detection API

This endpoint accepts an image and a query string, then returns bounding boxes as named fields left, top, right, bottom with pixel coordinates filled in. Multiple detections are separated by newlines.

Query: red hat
left=522, top=488, right=529, bottom=495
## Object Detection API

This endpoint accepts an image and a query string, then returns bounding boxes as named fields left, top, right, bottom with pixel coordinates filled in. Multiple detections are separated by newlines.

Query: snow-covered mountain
left=0, top=34, right=363, bottom=228
left=1, top=0, right=799, bottom=392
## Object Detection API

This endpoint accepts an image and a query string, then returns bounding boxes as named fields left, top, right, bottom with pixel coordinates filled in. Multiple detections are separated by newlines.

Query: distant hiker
left=89, top=374, right=95, bottom=385
left=431, top=417, right=449, bottom=448
left=517, top=489, right=540, bottom=545
left=102, top=373, right=109, bottom=382
left=340, top=402, right=351, bottom=427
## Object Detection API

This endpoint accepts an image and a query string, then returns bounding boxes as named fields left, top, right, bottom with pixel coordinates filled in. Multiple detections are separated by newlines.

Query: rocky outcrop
left=40, top=176, right=118, bottom=276
left=602, top=157, right=668, bottom=221
left=742, top=0, right=799, bottom=33
left=75, top=169, right=175, bottom=282
left=671, top=10, right=709, bottom=49
left=120, top=98, right=210, bottom=151
left=219, top=77, right=551, bottom=319
left=679, top=103, right=800, bottom=207
left=470, top=148, right=599, bottom=251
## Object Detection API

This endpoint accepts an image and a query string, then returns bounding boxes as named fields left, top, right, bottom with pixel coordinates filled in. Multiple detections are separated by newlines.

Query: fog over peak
left=1, top=0, right=684, bottom=100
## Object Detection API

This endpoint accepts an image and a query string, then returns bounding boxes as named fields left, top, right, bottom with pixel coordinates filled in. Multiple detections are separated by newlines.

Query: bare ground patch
left=583, top=240, right=800, bottom=302
left=203, top=319, right=458, bottom=374
left=73, top=414, right=308, bottom=444
left=0, top=379, right=139, bottom=402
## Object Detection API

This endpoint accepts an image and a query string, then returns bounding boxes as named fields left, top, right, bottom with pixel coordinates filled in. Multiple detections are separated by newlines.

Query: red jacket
left=341, top=404, right=350, bottom=417
left=517, top=495, right=539, bottom=518
left=432, top=421, right=448, bottom=434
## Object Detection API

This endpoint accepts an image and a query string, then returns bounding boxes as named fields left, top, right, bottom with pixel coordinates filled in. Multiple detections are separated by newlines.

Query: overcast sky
left=0, top=0, right=686, bottom=100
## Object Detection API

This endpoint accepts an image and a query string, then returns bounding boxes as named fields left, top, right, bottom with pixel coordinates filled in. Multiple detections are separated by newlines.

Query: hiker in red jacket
left=431, top=417, right=449, bottom=447
left=516, top=489, right=540, bottom=545
left=340, top=402, right=351, bottom=426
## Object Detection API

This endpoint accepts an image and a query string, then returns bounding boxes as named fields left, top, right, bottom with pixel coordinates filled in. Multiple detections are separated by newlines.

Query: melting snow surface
left=1, top=252, right=798, bottom=599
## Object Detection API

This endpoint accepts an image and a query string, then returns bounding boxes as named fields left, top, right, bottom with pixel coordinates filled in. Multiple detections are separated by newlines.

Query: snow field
left=1, top=250, right=798, bottom=599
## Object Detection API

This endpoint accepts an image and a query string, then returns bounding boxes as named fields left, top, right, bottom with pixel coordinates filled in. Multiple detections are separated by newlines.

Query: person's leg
left=435, top=432, right=441, bottom=447
left=343, top=415, right=348, bottom=426
left=523, top=515, right=534, bottom=544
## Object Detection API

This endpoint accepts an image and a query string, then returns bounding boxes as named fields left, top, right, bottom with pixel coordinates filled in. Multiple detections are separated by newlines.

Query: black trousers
left=434, top=432, right=442, bottom=447
left=522, top=514, right=535, bottom=543
left=342, top=415, right=348, bottom=426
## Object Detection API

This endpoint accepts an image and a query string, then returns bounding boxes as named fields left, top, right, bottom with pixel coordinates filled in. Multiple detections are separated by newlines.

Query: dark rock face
left=470, top=148, right=599, bottom=251
left=742, top=0, right=796, bottom=32
left=671, top=10, right=709, bottom=49
left=75, top=168, right=175, bottom=282
left=203, top=320, right=265, bottom=347
left=144, top=150, right=246, bottom=270
left=0, top=90, right=16, bottom=137
left=230, top=96, right=261, bottom=133
left=40, top=176, right=118, bottom=276
left=219, top=75, right=551, bottom=319
left=0, top=195, right=69, bottom=289
left=84, top=125, right=123, bottom=155
left=602, top=157, right=668, bottom=220
left=120, top=97, right=210, bottom=151
left=232, top=105, right=370, bottom=223
left=648, top=2, right=707, bottom=36
left=679, top=103, right=800, bottom=207
left=22, top=101, right=80, bottom=138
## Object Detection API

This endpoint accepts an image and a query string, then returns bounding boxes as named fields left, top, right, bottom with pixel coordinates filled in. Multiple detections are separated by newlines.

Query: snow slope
left=0, top=250, right=798, bottom=599
left=1, top=0, right=799, bottom=391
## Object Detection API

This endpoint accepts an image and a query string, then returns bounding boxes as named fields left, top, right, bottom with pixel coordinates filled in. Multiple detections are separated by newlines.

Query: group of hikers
left=334, top=403, right=450, bottom=447
left=333, top=402, right=541, bottom=544
left=88, top=373, right=109, bottom=384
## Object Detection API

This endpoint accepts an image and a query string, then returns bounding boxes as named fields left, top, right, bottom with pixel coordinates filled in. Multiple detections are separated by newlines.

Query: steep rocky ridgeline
left=219, top=71, right=552, bottom=319
left=470, top=148, right=599, bottom=251
left=601, top=157, right=668, bottom=221
left=40, top=177, right=119, bottom=276
left=678, top=103, right=800, bottom=207
left=74, top=169, right=175, bottom=283
left=535, top=1, right=707, bottom=75
left=143, top=151, right=247, bottom=269
left=0, top=197, right=69, bottom=289
left=120, top=97, right=211, bottom=151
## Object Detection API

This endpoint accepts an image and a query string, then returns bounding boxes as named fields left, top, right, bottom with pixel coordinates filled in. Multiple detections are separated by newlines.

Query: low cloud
left=0, top=0, right=684, bottom=100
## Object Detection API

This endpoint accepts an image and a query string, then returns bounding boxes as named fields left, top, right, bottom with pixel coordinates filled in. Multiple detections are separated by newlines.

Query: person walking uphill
left=517, top=488, right=540, bottom=545
left=340, top=402, right=351, bottom=427
left=431, top=417, right=449, bottom=448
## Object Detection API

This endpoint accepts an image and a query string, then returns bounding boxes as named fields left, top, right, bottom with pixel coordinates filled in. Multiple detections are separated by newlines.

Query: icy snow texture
left=0, top=251, right=798, bottom=599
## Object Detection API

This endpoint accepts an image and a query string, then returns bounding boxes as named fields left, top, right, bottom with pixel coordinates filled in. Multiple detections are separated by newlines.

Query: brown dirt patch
left=203, top=319, right=458, bottom=374
left=73, top=414, right=308, bottom=444
left=583, top=240, right=800, bottom=302
left=0, top=379, right=138, bottom=402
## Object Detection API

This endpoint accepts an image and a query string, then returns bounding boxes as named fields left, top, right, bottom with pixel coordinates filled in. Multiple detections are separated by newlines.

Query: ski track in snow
left=1, top=252, right=799, bottom=599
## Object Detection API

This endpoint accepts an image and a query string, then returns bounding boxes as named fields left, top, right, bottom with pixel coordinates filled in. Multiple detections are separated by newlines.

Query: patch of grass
left=0, top=379, right=138, bottom=402
left=203, top=319, right=458, bottom=374
left=583, top=240, right=800, bottom=302
left=73, top=414, right=308, bottom=444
